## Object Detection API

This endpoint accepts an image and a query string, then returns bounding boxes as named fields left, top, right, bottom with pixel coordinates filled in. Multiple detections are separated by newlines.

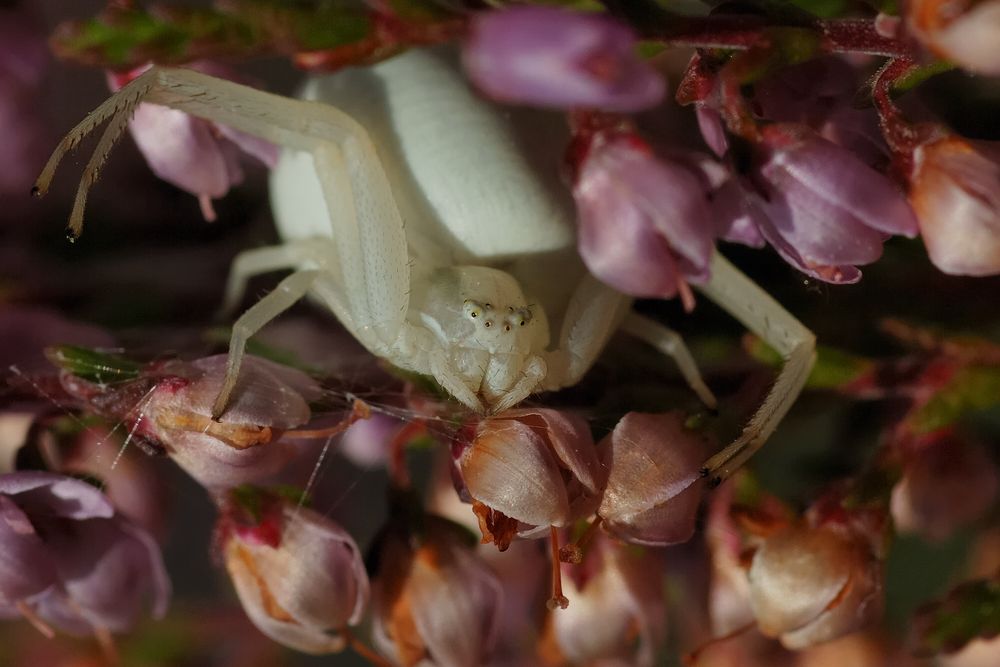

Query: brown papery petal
left=461, top=419, right=571, bottom=527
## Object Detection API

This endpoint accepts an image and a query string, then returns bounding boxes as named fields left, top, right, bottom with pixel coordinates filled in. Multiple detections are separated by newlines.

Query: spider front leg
left=38, top=67, right=414, bottom=416
left=697, top=251, right=816, bottom=484
left=541, top=274, right=716, bottom=408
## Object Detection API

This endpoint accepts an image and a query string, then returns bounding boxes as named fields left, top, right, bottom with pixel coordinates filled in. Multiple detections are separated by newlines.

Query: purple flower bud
left=743, top=124, right=918, bottom=283
left=142, top=355, right=321, bottom=490
left=596, top=411, right=708, bottom=546
left=0, top=472, right=169, bottom=637
left=220, top=489, right=369, bottom=654
left=910, top=135, right=1000, bottom=276
left=463, top=7, right=665, bottom=112
left=373, top=516, right=503, bottom=667
left=574, top=135, right=715, bottom=300
left=108, top=62, right=279, bottom=221
left=908, top=0, right=1000, bottom=76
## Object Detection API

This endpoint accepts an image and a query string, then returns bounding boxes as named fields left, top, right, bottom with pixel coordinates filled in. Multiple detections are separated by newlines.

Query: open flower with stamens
left=596, top=411, right=708, bottom=546
left=373, top=515, right=503, bottom=667
left=107, top=61, right=278, bottom=221
left=219, top=486, right=369, bottom=654
left=539, top=533, right=666, bottom=666
left=0, top=472, right=169, bottom=640
left=463, top=6, right=665, bottom=112
left=452, top=408, right=604, bottom=551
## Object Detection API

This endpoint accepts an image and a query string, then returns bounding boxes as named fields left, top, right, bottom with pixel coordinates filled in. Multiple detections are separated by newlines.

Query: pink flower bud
left=454, top=409, right=603, bottom=550
left=373, top=517, right=503, bottom=667
left=907, top=0, right=1000, bottom=76
left=574, top=135, right=715, bottom=300
left=891, top=433, right=999, bottom=542
left=0, top=472, right=169, bottom=637
left=596, top=411, right=708, bottom=546
left=910, top=135, right=1000, bottom=276
left=463, top=6, right=665, bottom=112
left=748, top=522, right=883, bottom=649
left=142, top=355, right=320, bottom=490
left=220, top=488, right=369, bottom=654
left=108, top=62, right=279, bottom=221
left=542, top=534, right=666, bottom=666
left=747, top=124, right=918, bottom=283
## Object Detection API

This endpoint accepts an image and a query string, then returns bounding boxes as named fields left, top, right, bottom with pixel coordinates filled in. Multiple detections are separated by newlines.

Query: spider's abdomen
left=269, top=47, right=576, bottom=266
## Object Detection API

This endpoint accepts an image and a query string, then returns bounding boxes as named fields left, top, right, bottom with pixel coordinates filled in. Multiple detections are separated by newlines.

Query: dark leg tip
left=699, top=466, right=710, bottom=478
left=30, top=185, right=41, bottom=198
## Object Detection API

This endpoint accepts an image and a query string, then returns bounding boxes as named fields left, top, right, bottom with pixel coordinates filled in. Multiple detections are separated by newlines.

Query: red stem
left=649, top=16, right=915, bottom=58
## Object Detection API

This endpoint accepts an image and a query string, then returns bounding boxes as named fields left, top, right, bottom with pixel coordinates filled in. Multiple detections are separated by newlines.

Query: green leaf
left=44, top=345, right=141, bottom=383
left=909, top=365, right=1000, bottom=434
left=913, top=578, right=1000, bottom=655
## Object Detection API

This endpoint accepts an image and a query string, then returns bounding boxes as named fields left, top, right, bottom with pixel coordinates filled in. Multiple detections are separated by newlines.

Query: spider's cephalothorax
left=410, top=266, right=550, bottom=407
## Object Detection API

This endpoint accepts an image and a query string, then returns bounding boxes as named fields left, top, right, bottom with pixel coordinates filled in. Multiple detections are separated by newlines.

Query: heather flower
left=596, top=411, right=708, bottom=546
left=574, top=134, right=715, bottom=301
left=373, top=516, right=503, bottom=667
left=747, top=520, right=883, bottom=649
left=453, top=408, right=603, bottom=551
left=891, top=433, right=999, bottom=542
left=0, top=472, right=169, bottom=637
left=463, top=6, right=665, bottom=112
left=907, top=0, right=1000, bottom=76
left=541, top=534, right=666, bottom=666
left=108, top=62, right=279, bottom=221
left=140, top=355, right=321, bottom=490
left=737, top=123, right=919, bottom=283
left=909, top=135, right=1000, bottom=276
left=219, top=487, right=369, bottom=654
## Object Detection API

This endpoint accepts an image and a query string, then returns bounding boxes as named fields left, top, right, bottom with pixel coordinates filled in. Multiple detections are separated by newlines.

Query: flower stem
left=547, top=526, right=570, bottom=610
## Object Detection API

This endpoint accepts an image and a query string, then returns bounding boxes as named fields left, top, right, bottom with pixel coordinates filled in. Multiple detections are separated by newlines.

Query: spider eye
left=504, top=324, right=511, bottom=332
left=484, top=321, right=492, bottom=328
left=471, top=312, right=478, bottom=318
left=519, top=320, right=526, bottom=327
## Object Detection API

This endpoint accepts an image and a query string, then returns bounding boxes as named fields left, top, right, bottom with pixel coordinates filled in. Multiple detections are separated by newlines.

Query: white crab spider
left=35, top=48, right=814, bottom=482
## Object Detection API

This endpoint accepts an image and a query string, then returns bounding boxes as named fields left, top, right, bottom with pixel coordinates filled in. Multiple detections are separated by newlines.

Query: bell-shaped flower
left=739, top=124, right=919, bottom=283
left=596, top=411, right=708, bottom=546
left=219, top=487, right=369, bottom=654
left=453, top=408, right=603, bottom=551
left=574, top=134, right=716, bottom=301
left=891, top=432, right=999, bottom=542
left=909, top=134, right=1000, bottom=276
left=0, top=472, right=169, bottom=638
left=463, top=6, right=665, bottom=112
left=907, top=0, right=1000, bottom=76
left=747, top=520, right=883, bottom=649
left=107, top=61, right=279, bottom=221
left=140, top=355, right=321, bottom=490
left=373, top=515, right=503, bottom=667
left=541, top=533, right=666, bottom=666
